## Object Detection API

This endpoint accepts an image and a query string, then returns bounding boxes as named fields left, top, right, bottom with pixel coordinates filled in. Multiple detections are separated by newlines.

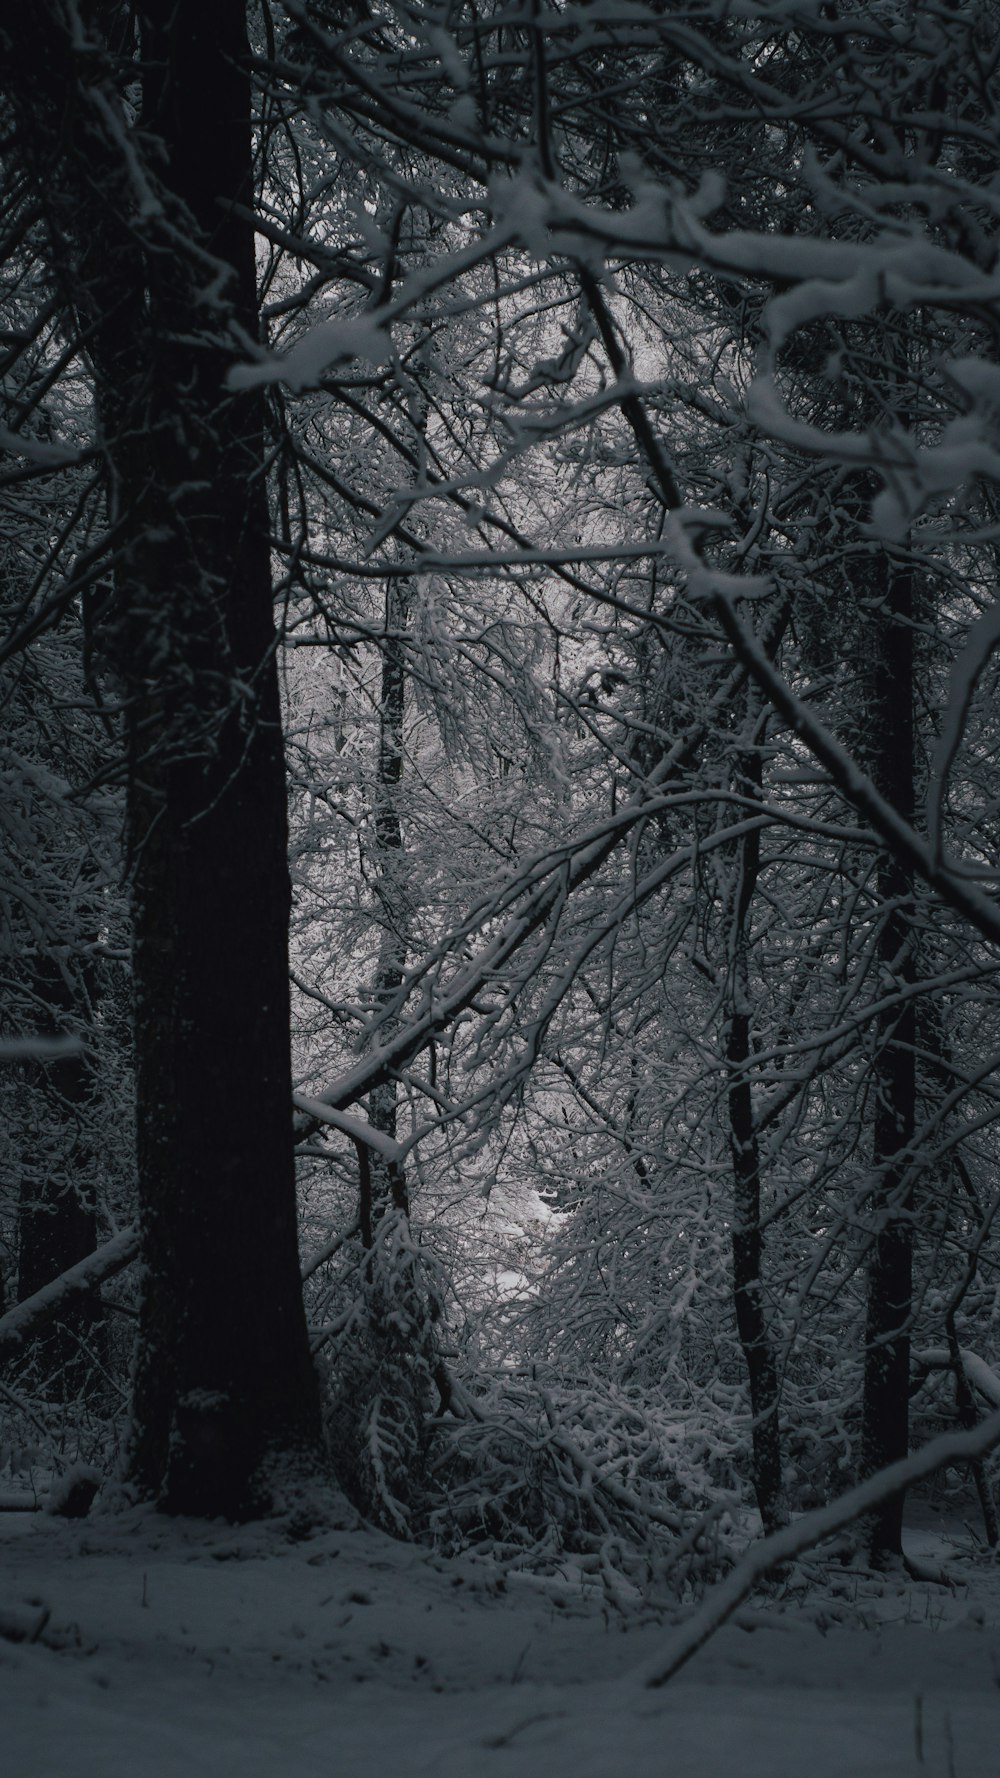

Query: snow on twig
left=292, top=1094, right=405, bottom=1163
left=929, top=598, right=1000, bottom=864
left=914, top=1349, right=1000, bottom=1410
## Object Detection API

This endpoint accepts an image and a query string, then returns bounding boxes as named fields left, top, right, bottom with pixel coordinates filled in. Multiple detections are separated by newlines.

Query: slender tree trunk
left=725, top=704, right=785, bottom=1532
left=365, top=578, right=412, bottom=1228
left=342, top=571, right=450, bottom=1528
left=860, top=554, right=916, bottom=1562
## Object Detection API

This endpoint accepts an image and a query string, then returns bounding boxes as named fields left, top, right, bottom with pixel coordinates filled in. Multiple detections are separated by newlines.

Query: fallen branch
left=626, top=1406, right=1000, bottom=1690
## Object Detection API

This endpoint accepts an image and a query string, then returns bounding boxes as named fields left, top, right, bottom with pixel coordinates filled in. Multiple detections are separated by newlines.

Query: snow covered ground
left=3, top=1498, right=999, bottom=1778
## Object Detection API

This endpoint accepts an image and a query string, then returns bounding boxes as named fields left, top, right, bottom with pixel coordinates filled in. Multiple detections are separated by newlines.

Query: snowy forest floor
left=3, top=1496, right=1000, bottom=1778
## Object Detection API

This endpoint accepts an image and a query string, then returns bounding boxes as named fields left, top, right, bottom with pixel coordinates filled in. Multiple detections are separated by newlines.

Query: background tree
left=267, top=0, right=1000, bottom=1557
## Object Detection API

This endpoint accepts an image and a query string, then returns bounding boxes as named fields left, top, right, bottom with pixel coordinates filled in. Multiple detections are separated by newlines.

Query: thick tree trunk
left=3, top=1, right=323, bottom=1516
left=121, top=0, right=322, bottom=1515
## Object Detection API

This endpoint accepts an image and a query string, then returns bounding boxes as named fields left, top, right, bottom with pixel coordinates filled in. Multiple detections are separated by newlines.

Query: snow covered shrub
left=317, top=1206, right=448, bottom=1535
left=427, top=1366, right=743, bottom=1596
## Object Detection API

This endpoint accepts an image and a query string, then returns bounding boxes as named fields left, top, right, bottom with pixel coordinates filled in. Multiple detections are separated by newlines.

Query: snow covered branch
left=627, top=1408, right=1000, bottom=1691
left=0, top=1228, right=140, bottom=1360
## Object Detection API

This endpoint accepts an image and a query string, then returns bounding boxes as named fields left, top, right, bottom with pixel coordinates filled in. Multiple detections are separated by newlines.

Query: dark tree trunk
left=725, top=711, right=785, bottom=1533
left=3, top=1, right=323, bottom=1516
left=17, top=955, right=100, bottom=1385
left=365, top=579, right=412, bottom=1227
left=121, top=0, right=322, bottom=1516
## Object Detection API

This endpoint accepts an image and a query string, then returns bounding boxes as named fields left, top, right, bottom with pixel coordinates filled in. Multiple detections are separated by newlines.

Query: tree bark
left=3, top=0, right=323, bottom=1516
left=123, top=0, right=322, bottom=1515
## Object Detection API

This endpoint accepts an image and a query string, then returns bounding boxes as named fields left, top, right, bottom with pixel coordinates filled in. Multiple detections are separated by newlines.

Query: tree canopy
left=3, top=0, right=1000, bottom=1573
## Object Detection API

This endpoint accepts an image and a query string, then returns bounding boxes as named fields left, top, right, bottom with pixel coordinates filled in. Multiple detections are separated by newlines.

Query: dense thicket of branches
left=3, top=0, right=1000, bottom=1574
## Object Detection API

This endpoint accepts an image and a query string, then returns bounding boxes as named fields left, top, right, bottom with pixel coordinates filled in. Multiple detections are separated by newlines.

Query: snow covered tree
left=5, top=0, right=1000, bottom=1569
left=271, top=0, right=1000, bottom=1555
